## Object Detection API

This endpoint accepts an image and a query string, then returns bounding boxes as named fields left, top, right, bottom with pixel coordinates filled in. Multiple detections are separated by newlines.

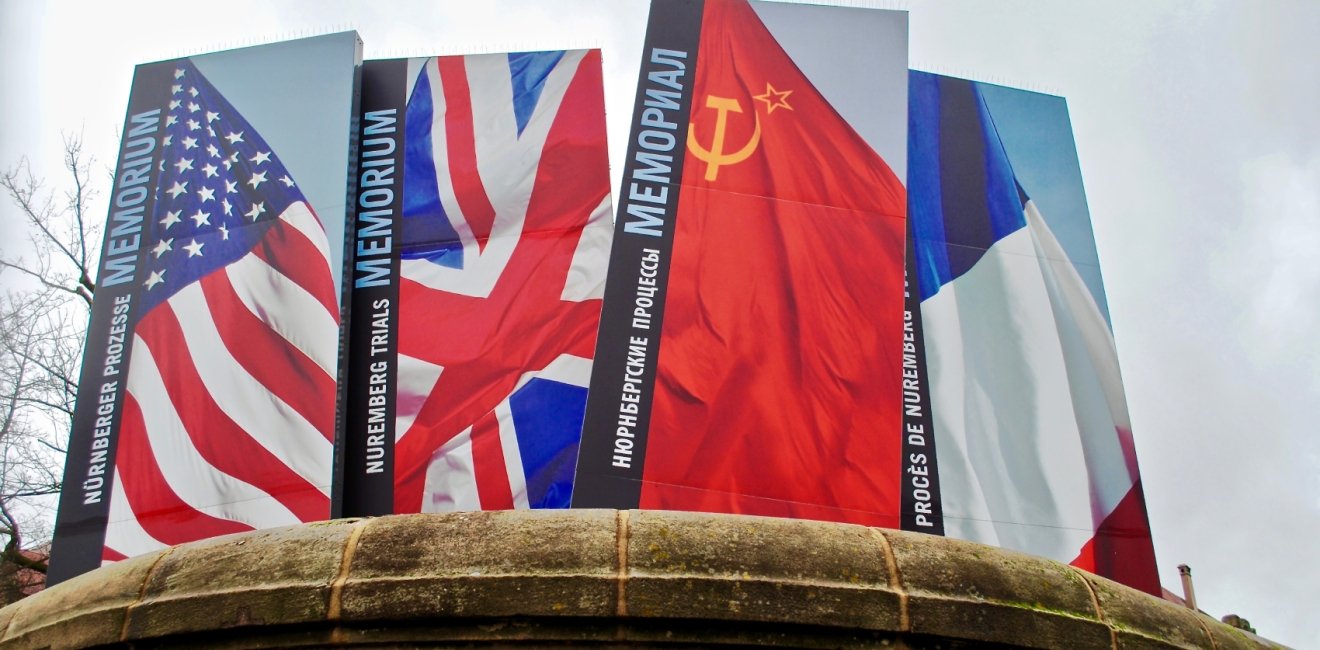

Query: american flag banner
left=101, top=59, right=340, bottom=562
left=344, top=50, right=612, bottom=515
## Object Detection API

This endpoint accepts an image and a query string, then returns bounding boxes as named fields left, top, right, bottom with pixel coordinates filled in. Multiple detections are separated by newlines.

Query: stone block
left=884, top=528, right=1113, bottom=649
left=625, top=510, right=903, bottom=630
left=122, top=519, right=361, bottom=641
left=1, top=549, right=162, bottom=649
left=339, top=510, right=618, bottom=622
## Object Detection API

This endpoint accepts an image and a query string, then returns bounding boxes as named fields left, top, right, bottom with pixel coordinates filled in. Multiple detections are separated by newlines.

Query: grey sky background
left=192, top=31, right=361, bottom=295
left=980, top=85, right=1113, bottom=325
left=753, top=2, right=909, bottom=181
left=1, top=1, right=1316, bottom=646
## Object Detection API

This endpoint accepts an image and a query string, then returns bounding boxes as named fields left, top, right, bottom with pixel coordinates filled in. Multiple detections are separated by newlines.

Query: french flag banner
left=342, top=51, right=613, bottom=516
left=905, top=71, right=1161, bottom=595
left=49, top=33, right=362, bottom=585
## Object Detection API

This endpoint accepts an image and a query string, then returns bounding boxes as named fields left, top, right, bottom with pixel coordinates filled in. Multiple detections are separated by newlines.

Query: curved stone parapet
left=0, top=511, right=1283, bottom=648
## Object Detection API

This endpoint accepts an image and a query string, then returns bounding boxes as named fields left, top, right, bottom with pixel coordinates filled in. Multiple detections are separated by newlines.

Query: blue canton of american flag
left=141, top=62, right=307, bottom=308
left=103, top=60, right=338, bottom=564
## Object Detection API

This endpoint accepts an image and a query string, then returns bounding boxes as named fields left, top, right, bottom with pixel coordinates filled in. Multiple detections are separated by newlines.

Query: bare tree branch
left=0, top=133, right=100, bottom=592
left=1, top=488, right=61, bottom=500
left=1, top=133, right=99, bottom=307
left=0, top=500, right=46, bottom=574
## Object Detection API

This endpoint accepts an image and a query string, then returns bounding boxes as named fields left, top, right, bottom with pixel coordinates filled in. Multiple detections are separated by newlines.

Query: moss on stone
left=0, top=511, right=1279, bottom=649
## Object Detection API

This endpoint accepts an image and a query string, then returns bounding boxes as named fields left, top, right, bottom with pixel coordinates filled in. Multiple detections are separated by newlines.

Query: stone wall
left=0, top=511, right=1284, bottom=648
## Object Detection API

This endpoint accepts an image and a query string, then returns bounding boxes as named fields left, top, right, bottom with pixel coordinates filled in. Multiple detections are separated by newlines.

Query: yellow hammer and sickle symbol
left=687, top=95, right=761, bottom=181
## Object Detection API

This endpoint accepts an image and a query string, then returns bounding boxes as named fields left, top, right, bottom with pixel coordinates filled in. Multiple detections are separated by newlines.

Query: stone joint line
left=120, top=545, right=177, bottom=642
left=615, top=510, right=631, bottom=618
left=1065, top=566, right=1118, bottom=650
left=871, top=528, right=909, bottom=632
left=1189, top=606, right=1220, bottom=650
left=328, top=519, right=371, bottom=622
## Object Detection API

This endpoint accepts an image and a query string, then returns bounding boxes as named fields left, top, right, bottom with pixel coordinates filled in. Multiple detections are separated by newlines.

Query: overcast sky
left=1, top=1, right=1317, bottom=646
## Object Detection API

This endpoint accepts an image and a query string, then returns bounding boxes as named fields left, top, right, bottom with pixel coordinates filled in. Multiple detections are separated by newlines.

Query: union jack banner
left=344, top=50, right=612, bottom=514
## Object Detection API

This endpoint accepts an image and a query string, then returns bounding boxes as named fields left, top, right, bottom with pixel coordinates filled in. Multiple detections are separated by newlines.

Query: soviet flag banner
left=341, top=51, right=613, bottom=516
left=573, top=0, right=909, bottom=527
left=904, top=72, right=1160, bottom=594
left=48, top=33, right=362, bottom=584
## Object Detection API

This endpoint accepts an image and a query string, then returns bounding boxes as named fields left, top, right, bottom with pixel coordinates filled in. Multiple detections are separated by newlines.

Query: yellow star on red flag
left=754, top=83, right=793, bottom=114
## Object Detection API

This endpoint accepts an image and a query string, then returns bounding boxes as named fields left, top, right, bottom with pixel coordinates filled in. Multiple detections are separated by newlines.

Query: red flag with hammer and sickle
left=640, top=0, right=908, bottom=527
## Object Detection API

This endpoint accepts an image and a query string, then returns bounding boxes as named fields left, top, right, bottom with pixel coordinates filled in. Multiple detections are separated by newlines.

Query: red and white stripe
left=104, top=202, right=338, bottom=560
